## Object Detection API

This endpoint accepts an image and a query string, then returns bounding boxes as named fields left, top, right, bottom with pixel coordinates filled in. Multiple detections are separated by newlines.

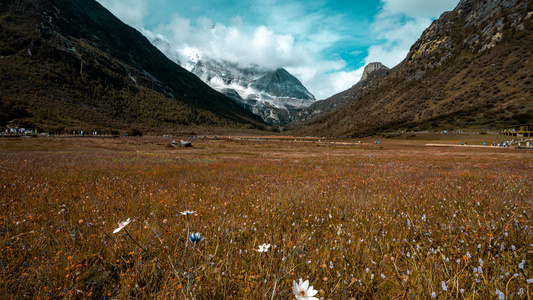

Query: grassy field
left=1, top=135, right=532, bottom=299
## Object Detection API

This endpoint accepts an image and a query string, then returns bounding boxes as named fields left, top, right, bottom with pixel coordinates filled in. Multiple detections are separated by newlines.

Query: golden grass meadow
left=1, top=135, right=532, bottom=299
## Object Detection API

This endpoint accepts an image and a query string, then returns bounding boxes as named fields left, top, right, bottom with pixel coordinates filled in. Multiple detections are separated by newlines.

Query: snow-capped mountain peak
left=150, top=34, right=316, bottom=124
left=181, top=47, right=202, bottom=70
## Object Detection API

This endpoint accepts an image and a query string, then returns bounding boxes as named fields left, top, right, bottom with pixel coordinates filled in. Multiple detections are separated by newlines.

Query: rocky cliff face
left=291, top=0, right=533, bottom=137
left=360, top=62, right=389, bottom=82
left=401, top=0, right=531, bottom=73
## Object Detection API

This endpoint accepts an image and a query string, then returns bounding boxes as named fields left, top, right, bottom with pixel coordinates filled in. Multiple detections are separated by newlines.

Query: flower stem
left=124, top=228, right=149, bottom=254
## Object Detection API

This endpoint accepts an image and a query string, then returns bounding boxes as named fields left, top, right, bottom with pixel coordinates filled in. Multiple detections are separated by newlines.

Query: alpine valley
left=0, top=0, right=531, bottom=136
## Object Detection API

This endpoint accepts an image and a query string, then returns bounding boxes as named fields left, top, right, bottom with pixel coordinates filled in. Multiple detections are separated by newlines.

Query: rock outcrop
left=360, top=62, right=389, bottom=82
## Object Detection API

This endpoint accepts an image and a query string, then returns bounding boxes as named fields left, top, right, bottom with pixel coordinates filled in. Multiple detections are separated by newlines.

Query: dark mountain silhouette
left=0, top=0, right=267, bottom=133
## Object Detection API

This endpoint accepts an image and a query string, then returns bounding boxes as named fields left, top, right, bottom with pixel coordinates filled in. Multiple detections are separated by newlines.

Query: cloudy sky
left=96, top=0, right=460, bottom=100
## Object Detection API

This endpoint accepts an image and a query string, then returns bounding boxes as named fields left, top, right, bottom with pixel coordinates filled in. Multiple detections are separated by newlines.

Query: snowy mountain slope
left=150, top=34, right=316, bottom=124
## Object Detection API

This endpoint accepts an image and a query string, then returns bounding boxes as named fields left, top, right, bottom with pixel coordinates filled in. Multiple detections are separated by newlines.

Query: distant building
left=501, top=124, right=533, bottom=137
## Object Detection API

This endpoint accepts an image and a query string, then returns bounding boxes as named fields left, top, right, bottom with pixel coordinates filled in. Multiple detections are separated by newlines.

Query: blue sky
left=97, top=0, right=460, bottom=99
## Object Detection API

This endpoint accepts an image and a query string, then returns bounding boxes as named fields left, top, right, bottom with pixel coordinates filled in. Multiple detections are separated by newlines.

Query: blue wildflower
left=189, top=232, right=205, bottom=244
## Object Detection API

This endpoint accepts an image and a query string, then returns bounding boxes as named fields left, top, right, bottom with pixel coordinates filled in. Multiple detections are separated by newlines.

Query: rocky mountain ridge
left=291, top=0, right=533, bottom=137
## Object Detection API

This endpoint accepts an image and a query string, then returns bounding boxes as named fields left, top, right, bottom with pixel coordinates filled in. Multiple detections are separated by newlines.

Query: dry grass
left=1, top=135, right=532, bottom=299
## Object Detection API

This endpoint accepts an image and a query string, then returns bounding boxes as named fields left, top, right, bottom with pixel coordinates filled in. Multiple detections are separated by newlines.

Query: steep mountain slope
left=290, top=62, right=389, bottom=127
left=0, top=0, right=267, bottom=133
left=151, top=35, right=315, bottom=124
left=291, top=0, right=533, bottom=137
left=251, top=68, right=314, bottom=100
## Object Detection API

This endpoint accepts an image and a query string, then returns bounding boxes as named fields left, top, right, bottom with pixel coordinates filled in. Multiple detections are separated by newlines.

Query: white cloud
left=322, top=69, right=365, bottom=98
left=363, top=0, right=459, bottom=68
left=287, top=61, right=364, bottom=100
left=364, top=16, right=433, bottom=68
left=97, top=0, right=370, bottom=99
left=141, top=0, right=366, bottom=99
left=146, top=12, right=353, bottom=99
left=380, top=0, right=459, bottom=19
left=96, top=0, right=148, bottom=29
left=98, top=0, right=460, bottom=100
left=252, top=0, right=347, bottom=55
